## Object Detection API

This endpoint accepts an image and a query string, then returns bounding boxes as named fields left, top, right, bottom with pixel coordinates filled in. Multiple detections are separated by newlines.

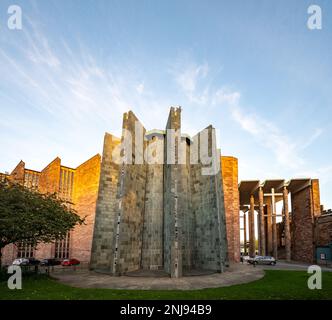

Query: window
left=54, top=232, right=70, bottom=259
left=23, top=171, right=40, bottom=190
left=17, top=241, right=34, bottom=258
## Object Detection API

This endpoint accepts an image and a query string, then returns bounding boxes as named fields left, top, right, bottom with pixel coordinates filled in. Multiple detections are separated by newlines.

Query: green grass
left=0, top=270, right=331, bottom=300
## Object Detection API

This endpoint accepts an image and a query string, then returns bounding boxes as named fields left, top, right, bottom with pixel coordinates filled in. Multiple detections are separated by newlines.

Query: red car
left=61, top=258, right=80, bottom=266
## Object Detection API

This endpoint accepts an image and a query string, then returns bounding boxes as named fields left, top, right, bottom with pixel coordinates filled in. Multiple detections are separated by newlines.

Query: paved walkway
left=51, top=264, right=264, bottom=290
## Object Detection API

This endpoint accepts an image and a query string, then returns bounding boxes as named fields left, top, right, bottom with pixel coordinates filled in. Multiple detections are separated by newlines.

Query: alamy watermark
left=307, top=4, right=322, bottom=30
left=307, top=265, right=322, bottom=290
left=1, top=5, right=22, bottom=30
left=109, top=123, right=221, bottom=176
left=7, top=265, right=22, bottom=290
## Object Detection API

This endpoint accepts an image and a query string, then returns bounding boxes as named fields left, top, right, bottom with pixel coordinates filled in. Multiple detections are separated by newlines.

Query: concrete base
left=51, top=263, right=264, bottom=290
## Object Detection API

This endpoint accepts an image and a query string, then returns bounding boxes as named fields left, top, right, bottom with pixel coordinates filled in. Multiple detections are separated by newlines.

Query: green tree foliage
left=0, top=180, right=84, bottom=265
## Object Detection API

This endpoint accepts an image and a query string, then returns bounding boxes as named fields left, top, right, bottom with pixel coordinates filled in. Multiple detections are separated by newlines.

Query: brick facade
left=221, top=156, right=240, bottom=263
left=71, top=155, right=101, bottom=263
left=1, top=154, right=101, bottom=266
left=291, top=180, right=321, bottom=263
left=315, top=213, right=332, bottom=247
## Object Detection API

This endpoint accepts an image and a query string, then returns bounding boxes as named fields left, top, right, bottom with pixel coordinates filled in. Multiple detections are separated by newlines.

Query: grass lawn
left=0, top=270, right=331, bottom=300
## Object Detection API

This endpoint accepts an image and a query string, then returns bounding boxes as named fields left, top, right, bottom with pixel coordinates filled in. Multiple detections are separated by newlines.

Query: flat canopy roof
left=287, top=178, right=311, bottom=194
left=239, top=180, right=260, bottom=205
left=261, top=179, right=285, bottom=193
left=239, top=178, right=313, bottom=206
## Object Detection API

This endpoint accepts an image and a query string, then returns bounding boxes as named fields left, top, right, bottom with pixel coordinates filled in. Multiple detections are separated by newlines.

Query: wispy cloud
left=171, top=58, right=211, bottom=105
left=170, top=56, right=313, bottom=170
left=0, top=17, right=173, bottom=128
left=231, top=106, right=304, bottom=168
left=0, top=17, right=174, bottom=170
left=212, top=87, right=241, bottom=107
left=300, top=128, right=323, bottom=150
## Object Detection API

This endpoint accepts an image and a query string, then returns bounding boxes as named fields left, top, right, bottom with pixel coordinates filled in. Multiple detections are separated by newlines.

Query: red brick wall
left=311, top=179, right=321, bottom=218
left=1, top=156, right=103, bottom=266
left=34, top=243, right=53, bottom=260
left=9, top=160, right=25, bottom=184
left=1, top=244, right=17, bottom=266
left=221, top=156, right=240, bottom=263
left=291, top=185, right=315, bottom=263
left=71, top=155, right=101, bottom=263
left=38, top=157, right=61, bottom=194
left=315, top=215, right=332, bottom=246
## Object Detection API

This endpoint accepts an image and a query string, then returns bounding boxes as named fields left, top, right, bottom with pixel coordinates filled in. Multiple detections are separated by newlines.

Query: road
left=249, top=260, right=332, bottom=272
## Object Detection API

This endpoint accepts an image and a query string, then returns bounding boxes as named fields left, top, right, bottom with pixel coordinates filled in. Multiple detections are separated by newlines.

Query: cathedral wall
left=90, top=133, right=120, bottom=271
left=191, top=127, right=228, bottom=271
left=115, top=111, right=147, bottom=274
left=141, top=136, right=164, bottom=270
left=163, top=107, right=183, bottom=277
left=181, top=140, right=195, bottom=271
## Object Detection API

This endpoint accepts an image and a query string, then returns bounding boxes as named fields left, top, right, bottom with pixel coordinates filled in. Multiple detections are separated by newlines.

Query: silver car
left=248, top=256, right=276, bottom=265
left=12, top=258, right=29, bottom=266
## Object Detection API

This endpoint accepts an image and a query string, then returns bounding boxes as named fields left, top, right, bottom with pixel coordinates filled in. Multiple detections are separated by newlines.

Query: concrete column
left=283, top=186, right=291, bottom=261
left=266, top=201, right=273, bottom=255
left=249, top=195, right=255, bottom=257
left=271, top=188, right=278, bottom=259
left=258, top=187, right=266, bottom=256
left=243, top=212, right=247, bottom=254
left=257, top=212, right=260, bottom=254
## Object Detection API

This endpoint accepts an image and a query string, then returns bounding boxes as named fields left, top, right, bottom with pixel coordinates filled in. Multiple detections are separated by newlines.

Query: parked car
left=61, top=258, right=80, bottom=266
left=12, top=258, right=40, bottom=266
left=28, top=258, right=40, bottom=266
left=12, top=258, right=29, bottom=266
left=241, top=255, right=250, bottom=263
left=40, top=258, right=61, bottom=266
left=247, top=256, right=276, bottom=265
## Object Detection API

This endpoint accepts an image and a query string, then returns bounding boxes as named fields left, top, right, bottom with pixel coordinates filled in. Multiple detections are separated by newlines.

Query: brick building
left=239, top=179, right=329, bottom=264
left=1, top=155, right=101, bottom=266
left=315, top=209, right=332, bottom=263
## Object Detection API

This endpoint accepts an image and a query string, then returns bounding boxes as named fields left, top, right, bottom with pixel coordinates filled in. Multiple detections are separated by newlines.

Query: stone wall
left=141, top=135, right=164, bottom=270
left=190, top=126, right=228, bottom=271
left=181, top=140, right=195, bottom=271
left=114, top=111, right=147, bottom=274
left=163, top=107, right=183, bottom=277
left=90, top=133, right=120, bottom=271
left=89, top=108, right=229, bottom=277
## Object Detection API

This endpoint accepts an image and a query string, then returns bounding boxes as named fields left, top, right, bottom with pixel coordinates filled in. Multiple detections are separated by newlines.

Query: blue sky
left=0, top=0, right=331, bottom=208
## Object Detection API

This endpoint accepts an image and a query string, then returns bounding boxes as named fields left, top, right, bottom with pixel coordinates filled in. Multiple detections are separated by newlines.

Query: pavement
left=51, top=263, right=264, bottom=290
left=51, top=260, right=332, bottom=290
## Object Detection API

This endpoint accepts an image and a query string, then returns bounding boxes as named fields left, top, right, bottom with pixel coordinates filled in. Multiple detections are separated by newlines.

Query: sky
left=0, top=0, right=331, bottom=208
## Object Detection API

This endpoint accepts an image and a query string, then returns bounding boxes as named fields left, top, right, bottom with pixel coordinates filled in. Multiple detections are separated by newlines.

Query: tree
left=0, top=180, right=85, bottom=266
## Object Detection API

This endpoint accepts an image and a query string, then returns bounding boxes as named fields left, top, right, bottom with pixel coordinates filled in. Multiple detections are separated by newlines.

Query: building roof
left=239, top=178, right=313, bottom=206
